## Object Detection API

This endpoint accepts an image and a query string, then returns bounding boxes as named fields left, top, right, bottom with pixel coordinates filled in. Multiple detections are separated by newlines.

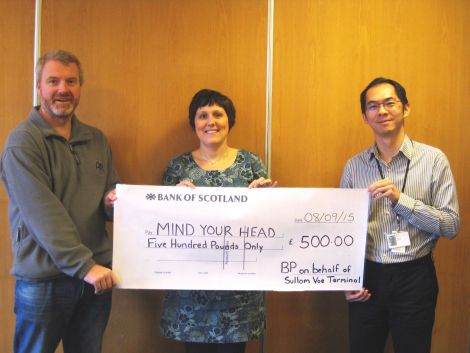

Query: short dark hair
left=360, top=77, right=409, bottom=113
left=36, top=50, right=84, bottom=85
left=188, top=89, right=236, bottom=130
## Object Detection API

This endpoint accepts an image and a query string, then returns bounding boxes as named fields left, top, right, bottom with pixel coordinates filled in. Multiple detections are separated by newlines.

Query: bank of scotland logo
left=146, top=193, right=156, bottom=200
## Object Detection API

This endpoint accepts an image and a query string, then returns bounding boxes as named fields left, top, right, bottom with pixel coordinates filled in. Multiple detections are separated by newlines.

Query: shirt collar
left=30, top=106, right=92, bottom=143
left=368, top=135, right=414, bottom=163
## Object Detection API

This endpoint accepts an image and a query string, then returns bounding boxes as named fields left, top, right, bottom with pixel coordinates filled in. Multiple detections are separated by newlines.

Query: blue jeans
left=14, top=276, right=112, bottom=353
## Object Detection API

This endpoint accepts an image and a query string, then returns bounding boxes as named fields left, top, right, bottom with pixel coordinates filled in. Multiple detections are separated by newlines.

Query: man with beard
left=0, top=50, right=119, bottom=353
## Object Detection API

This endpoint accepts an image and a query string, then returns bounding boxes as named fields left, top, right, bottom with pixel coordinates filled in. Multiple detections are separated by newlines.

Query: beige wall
left=271, top=1, right=470, bottom=352
left=0, top=0, right=35, bottom=351
left=1, top=1, right=469, bottom=352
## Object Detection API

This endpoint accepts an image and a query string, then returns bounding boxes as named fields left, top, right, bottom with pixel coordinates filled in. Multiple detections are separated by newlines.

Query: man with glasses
left=340, top=77, right=460, bottom=353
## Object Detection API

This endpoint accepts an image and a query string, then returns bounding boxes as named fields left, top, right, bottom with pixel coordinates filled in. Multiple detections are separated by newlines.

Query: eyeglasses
left=366, top=99, right=401, bottom=113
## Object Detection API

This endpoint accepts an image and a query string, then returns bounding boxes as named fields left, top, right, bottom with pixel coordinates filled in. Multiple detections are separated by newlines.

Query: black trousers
left=349, top=254, right=438, bottom=353
left=185, top=342, right=246, bottom=353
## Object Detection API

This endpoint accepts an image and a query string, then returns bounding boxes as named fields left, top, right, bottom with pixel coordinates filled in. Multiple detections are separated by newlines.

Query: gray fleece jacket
left=0, top=107, right=119, bottom=280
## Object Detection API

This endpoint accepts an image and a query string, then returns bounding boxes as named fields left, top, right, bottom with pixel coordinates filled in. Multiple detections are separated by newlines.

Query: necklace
left=198, top=148, right=229, bottom=165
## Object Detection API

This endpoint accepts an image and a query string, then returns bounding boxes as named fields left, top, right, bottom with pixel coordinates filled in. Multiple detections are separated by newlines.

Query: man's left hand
left=103, top=189, right=117, bottom=209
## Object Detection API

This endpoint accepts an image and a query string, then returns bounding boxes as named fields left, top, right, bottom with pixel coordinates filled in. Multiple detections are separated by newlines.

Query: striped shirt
left=340, top=135, right=460, bottom=264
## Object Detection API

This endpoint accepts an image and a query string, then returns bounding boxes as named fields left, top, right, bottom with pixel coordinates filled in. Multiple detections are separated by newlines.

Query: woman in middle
left=160, top=88, right=276, bottom=353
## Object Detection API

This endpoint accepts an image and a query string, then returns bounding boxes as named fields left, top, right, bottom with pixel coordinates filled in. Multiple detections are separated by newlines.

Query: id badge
left=386, top=231, right=410, bottom=250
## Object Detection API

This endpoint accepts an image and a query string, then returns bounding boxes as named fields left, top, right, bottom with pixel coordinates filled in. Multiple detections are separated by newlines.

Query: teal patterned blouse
left=160, top=149, right=267, bottom=343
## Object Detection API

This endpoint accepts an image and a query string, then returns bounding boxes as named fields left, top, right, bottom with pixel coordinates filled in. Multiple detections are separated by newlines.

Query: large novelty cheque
left=113, top=185, right=369, bottom=291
